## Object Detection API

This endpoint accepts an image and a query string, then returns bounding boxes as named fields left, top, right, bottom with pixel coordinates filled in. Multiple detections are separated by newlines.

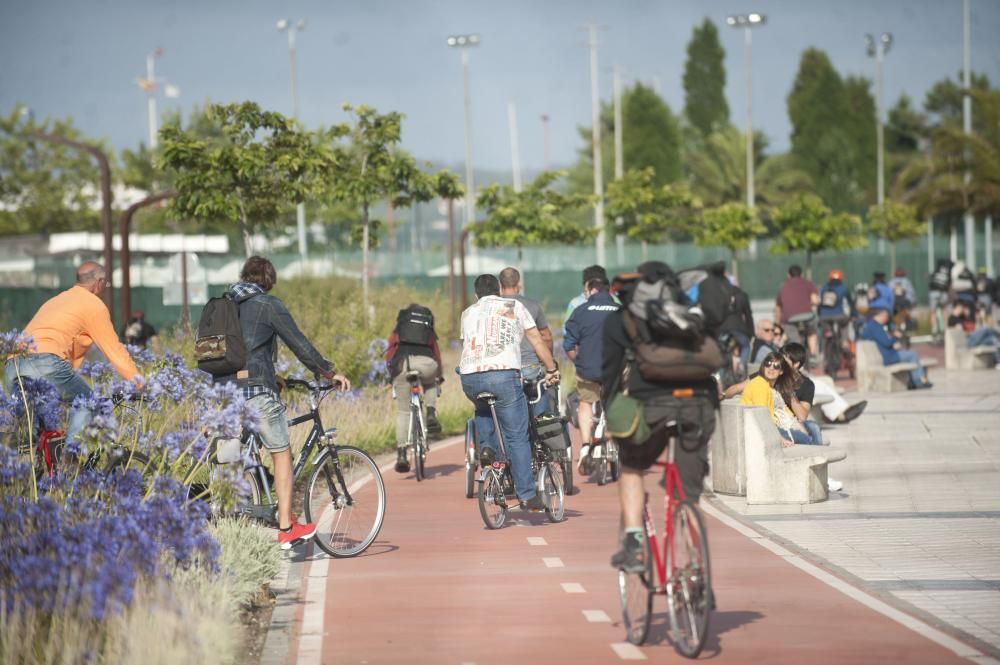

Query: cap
left=828, top=269, right=844, bottom=281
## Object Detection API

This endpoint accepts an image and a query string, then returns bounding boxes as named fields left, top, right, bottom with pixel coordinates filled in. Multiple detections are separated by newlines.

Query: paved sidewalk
left=262, top=401, right=996, bottom=664
left=715, top=361, right=1000, bottom=659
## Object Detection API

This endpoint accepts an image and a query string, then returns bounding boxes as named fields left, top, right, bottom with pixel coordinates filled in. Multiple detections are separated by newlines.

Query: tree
left=924, top=72, right=990, bottom=128
left=693, top=202, right=765, bottom=278
left=0, top=106, right=100, bottom=235
left=867, top=200, right=924, bottom=272
left=683, top=18, right=729, bottom=137
left=770, top=193, right=867, bottom=278
left=604, top=167, right=701, bottom=244
left=787, top=49, right=861, bottom=212
left=159, top=101, right=335, bottom=256
left=475, top=170, right=593, bottom=259
left=843, top=75, right=878, bottom=206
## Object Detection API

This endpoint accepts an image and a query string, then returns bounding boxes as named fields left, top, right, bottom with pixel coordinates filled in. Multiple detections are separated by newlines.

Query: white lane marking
left=543, top=557, right=565, bottom=568
left=561, top=582, right=586, bottom=593
left=583, top=609, right=612, bottom=623
left=527, top=536, right=548, bottom=546
left=701, top=501, right=995, bottom=663
left=610, top=642, right=647, bottom=660
left=296, top=436, right=466, bottom=665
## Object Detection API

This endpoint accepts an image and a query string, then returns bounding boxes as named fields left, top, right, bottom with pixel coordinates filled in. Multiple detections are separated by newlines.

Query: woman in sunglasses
left=739, top=351, right=816, bottom=447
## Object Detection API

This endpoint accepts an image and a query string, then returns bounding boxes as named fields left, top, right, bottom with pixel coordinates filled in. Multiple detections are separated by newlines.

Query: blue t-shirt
left=869, top=282, right=894, bottom=312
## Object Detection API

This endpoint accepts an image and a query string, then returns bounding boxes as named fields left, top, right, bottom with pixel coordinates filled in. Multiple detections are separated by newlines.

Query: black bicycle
left=236, top=379, right=386, bottom=558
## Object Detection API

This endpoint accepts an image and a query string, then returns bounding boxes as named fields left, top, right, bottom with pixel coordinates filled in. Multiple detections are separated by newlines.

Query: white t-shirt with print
left=459, top=296, right=537, bottom=374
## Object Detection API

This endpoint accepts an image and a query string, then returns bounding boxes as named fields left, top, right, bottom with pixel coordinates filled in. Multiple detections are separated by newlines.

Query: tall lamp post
left=961, top=0, right=976, bottom=271
left=277, top=18, right=309, bottom=263
left=137, top=49, right=180, bottom=149
left=447, top=34, right=480, bottom=241
left=587, top=24, right=606, bottom=266
left=866, top=32, right=892, bottom=256
left=727, top=12, right=766, bottom=256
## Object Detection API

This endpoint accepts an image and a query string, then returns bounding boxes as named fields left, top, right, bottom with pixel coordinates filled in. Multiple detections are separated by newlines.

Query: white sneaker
left=577, top=445, right=590, bottom=473
left=828, top=478, right=844, bottom=492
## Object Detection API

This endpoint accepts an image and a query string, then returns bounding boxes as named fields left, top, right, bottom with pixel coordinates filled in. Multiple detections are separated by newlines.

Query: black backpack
left=195, top=295, right=248, bottom=376
left=696, top=274, right=734, bottom=336
left=396, top=305, right=435, bottom=345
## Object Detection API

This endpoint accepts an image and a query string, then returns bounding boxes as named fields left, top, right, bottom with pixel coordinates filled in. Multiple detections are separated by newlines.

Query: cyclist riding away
left=223, top=256, right=351, bottom=549
left=386, top=303, right=443, bottom=473
left=564, top=275, right=618, bottom=472
left=4, top=261, right=143, bottom=444
left=774, top=265, right=819, bottom=360
left=499, top=267, right=554, bottom=416
left=459, top=274, right=560, bottom=512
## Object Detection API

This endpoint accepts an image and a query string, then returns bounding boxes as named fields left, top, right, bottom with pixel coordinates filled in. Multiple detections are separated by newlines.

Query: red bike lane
left=283, top=434, right=977, bottom=665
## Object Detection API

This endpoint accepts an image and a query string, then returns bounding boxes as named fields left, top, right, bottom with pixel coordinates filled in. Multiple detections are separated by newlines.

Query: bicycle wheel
left=824, top=340, right=841, bottom=377
left=540, top=462, right=565, bottom=523
left=596, top=445, right=609, bottom=486
left=412, top=412, right=425, bottom=482
left=560, top=452, right=575, bottom=496
left=618, top=520, right=653, bottom=646
left=666, top=500, right=712, bottom=658
left=478, top=467, right=508, bottom=529
left=464, top=420, right=477, bottom=499
left=102, top=447, right=153, bottom=481
left=609, top=442, right=621, bottom=483
left=306, top=445, right=385, bottom=558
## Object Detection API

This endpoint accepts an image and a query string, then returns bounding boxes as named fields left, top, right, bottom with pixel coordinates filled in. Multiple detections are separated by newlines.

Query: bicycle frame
left=642, top=438, right=685, bottom=593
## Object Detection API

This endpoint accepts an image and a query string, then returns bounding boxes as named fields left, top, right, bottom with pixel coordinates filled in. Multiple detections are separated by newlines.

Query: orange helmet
left=828, top=269, right=844, bottom=281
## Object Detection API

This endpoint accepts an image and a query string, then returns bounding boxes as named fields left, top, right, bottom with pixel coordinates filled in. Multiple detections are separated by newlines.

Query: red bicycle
left=617, top=392, right=713, bottom=658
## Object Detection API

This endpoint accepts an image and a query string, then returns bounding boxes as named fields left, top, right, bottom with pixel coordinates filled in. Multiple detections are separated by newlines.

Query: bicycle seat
left=475, top=391, right=498, bottom=402
left=405, top=370, right=421, bottom=383
left=788, top=312, right=817, bottom=324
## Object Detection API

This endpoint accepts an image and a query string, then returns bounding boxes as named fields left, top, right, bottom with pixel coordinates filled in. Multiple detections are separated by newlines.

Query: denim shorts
left=247, top=393, right=290, bottom=453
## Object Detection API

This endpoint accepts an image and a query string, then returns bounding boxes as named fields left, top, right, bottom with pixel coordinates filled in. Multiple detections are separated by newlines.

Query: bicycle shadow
left=423, top=462, right=462, bottom=479
left=640, top=608, right=764, bottom=657
left=502, top=508, right=585, bottom=528
left=289, top=540, right=400, bottom=563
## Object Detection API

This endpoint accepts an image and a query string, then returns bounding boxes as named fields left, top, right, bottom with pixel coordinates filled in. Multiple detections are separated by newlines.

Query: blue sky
left=2, top=0, right=998, bottom=173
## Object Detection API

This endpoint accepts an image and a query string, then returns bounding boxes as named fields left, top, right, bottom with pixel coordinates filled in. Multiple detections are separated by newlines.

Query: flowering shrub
left=361, top=338, right=391, bottom=387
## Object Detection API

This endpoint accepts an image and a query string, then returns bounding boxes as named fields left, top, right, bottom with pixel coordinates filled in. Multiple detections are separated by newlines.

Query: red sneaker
left=278, top=522, right=318, bottom=550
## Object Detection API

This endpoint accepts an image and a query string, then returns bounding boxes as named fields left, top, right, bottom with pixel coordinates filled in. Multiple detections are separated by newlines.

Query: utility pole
left=867, top=32, right=893, bottom=257
left=507, top=102, right=522, bottom=192
left=145, top=50, right=160, bottom=148
left=277, top=18, right=309, bottom=262
left=588, top=24, right=606, bottom=266
left=447, top=34, right=481, bottom=240
left=962, top=0, right=976, bottom=270
left=613, top=64, right=624, bottom=267
left=540, top=113, right=551, bottom=171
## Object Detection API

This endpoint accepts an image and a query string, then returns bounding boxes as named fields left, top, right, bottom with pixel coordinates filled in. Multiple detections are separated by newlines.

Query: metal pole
left=744, top=27, right=758, bottom=259
left=461, top=48, right=476, bottom=232
left=281, top=21, right=308, bottom=262
left=507, top=101, right=522, bottom=192
left=613, top=64, right=624, bottom=267
left=927, top=218, right=935, bottom=275
left=146, top=53, right=158, bottom=148
left=589, top=24, right=606, bottom=266
left=447, top=198, right=456, bottom=336
left=876, top=43, right=886, bottom=255
left=963, top=0, right=975, bottom=270
left=540, top=114, right=551, bottom=171
left=987, top=215, right=995, bottom=276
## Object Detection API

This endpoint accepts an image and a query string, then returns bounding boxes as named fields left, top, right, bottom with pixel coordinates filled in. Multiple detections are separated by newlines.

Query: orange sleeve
left=86, top=303, right=139, bottom=381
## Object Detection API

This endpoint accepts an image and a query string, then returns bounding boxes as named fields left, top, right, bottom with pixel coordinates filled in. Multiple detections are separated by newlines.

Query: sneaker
left=577, top=445, right=591, bottom=474
left=828, top=478, right=844, bottom=492
left=610, top=531, right=646, bottom=573
left=479, top=446, right=496, bottom=468
left=520, top=495, right=545, bottom=512
left=426, top=407, right=442, bottom=434
left=394, top=448, right=410, bottom=473
left=278, top=522, right=317, bottom=550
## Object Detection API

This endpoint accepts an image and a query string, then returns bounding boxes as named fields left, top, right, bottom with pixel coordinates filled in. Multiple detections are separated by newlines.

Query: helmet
left=828, top=269, right=844, bottom=282
left=894, top=267, right=906, bottom=277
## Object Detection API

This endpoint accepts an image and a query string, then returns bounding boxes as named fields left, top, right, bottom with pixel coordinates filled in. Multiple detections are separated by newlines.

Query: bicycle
left=579, top=403, right=621, bottom=487
left=475, top=382, right=566, bottom=529
left=393, top=369, right=432, bottom=482
left=618, top=390, right=713, bottom=658
left=819, top=315, right=854, bottom=379
left=237, top=378, right=386, bottom=557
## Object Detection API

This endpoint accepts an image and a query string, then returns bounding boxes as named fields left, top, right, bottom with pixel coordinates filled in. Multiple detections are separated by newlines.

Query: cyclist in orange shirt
left=4, top=262, right=143, bottom=443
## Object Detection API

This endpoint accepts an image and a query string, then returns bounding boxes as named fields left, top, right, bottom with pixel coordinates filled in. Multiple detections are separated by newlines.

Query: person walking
left=4, top=262, right=143, bottom=444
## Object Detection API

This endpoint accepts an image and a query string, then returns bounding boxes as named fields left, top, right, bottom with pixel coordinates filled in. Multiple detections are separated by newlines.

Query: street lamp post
left=137, top=49, right=179, bottom=149
left=587, top=24, right=606, bottom=267
left=277, top=18, right=309, bottom=263
left=447, top=34, right=480, bottom=239
left=867, top=32, right=892, bottom=256
left=727, top=12, right=766, bottom=257
left=540, top=113, right=551, bottom=171
left=961, top=0, right=976, bottom=271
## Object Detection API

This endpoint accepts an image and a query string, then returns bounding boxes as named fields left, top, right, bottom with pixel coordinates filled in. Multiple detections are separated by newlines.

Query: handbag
left=605, top=350, right=652, bottom=446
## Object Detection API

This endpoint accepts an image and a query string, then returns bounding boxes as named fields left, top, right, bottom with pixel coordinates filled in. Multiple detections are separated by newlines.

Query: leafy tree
left=787, top=49, right=860, bottom=212
left=843, top=75, right=877, bottom=206
left=693, top=202, right=765, bottom=278
left=770, top=193, right=867, bottom=277
left=604, top=167, right=701, bottom=244
left=475, top=170, right=593, bottom=259
left=924, top=72, right=991, bottom=128
left=867, top=200, right=924, bottom=272
left=683, top=18, right=729, bottom=137
left=0, top=106, right=100, bottom=235
left=159, top=101, right=335, bottom=256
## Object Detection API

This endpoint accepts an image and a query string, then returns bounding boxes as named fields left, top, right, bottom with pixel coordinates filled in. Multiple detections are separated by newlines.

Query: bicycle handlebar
left=283, top=378, right=340, bottom=392
left=522, top=379, right=546, bottom=405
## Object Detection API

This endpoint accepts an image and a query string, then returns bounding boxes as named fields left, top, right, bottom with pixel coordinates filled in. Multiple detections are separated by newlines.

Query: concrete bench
left=944, top=326, right=996, bottom=370
left=710, top=402, right=846, bottom=502
left=855, top=340, right=937, bottom=392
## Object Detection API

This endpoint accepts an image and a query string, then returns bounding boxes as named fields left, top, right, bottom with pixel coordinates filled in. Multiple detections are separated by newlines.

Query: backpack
left=195, top=295, right=248, bottom=376
left=929, top=265, right=951, bottom=291
left=695, top=273, right=734, bottom=335
left=854, top=283, right=870, bottom=313
left=396, top=305, right=435, bottom=345
left=820, top=286, right=840, bottom=309
left=622, top=271, right=722, bottom=381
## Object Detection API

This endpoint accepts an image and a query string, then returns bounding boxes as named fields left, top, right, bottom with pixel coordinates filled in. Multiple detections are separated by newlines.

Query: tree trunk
left=239, top=211, right=253, bottom=258
left=731, top=249, right=739, bottom=281
left=805, top=250, right=813, bottom=281
left=889, top=241, right=897, bottom=275
left=362, top=202, right=371, bottom=328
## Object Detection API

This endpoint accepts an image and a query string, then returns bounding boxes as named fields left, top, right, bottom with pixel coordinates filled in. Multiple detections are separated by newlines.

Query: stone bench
left=855, top=340, right=937, bottom=392
left=944, top=326, right=996, bottom=370
left=710, top=402, right=846, bottom=502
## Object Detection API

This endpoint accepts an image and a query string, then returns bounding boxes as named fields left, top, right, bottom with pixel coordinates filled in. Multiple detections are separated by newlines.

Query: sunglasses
left=763, top=360, right=784, bottom=370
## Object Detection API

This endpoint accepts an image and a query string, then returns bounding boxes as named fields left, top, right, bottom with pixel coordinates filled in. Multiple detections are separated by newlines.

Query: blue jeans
left=803, top=420, right=823, bottom=445
left=967, top=327, right=1000, bottom=361
left=461, top=369, right=536, bottom=501
left=521, top=364, right=550, bottom=417
left=895, top=349, right=926, bottom=385
left=780, top=426, right=819, bottom=445
left=4, top=354, right=93, bottom=444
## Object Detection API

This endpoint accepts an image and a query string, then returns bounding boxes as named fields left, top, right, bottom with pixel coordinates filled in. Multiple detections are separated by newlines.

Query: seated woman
left=948, top=301, right=1000, bottom=363
left=739, top=351, right=818, bottom=447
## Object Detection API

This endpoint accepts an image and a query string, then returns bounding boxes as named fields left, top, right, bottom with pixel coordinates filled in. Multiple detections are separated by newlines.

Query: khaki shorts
left=576, top=379, right=602, bottom=404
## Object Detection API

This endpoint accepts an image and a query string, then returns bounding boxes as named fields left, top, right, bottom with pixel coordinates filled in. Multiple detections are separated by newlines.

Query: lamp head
left=276, top=18, right=289, bottom=31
